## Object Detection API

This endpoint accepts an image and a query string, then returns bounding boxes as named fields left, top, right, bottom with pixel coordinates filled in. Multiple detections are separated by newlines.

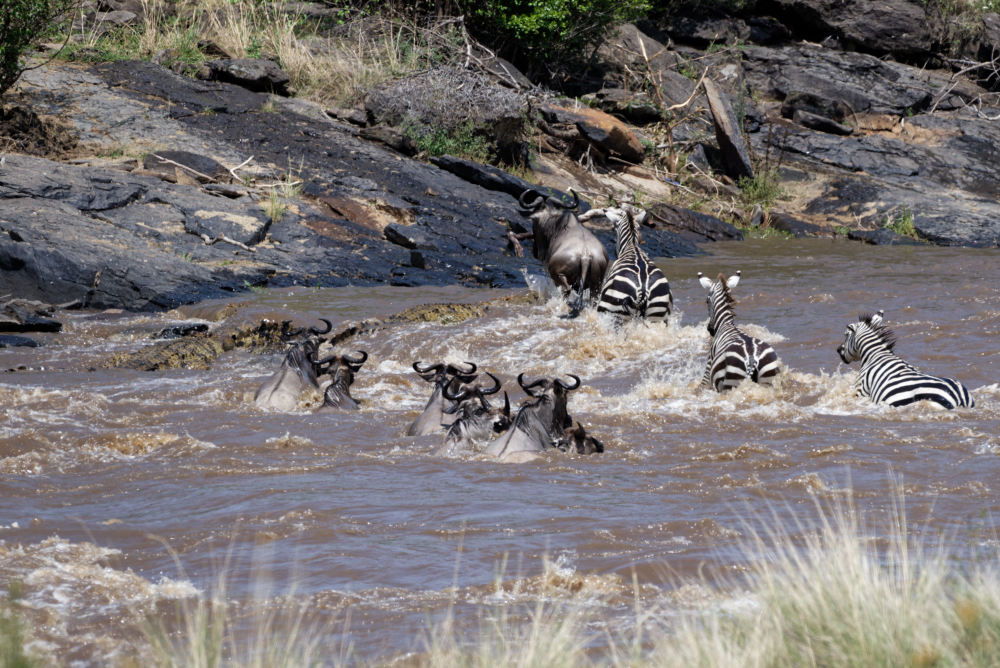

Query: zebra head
left=698, top=271, right=741, bottom=336
left=837, top=310, right=896, bottom=364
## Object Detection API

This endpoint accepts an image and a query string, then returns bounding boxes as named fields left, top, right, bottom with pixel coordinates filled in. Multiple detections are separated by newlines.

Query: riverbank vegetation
left=130, top=496, right=1000, bottom=666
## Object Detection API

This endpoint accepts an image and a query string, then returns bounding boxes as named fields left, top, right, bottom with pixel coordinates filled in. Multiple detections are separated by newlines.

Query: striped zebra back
left=838, top=311, right=974, bottom=409
left=597, top=207, right=672, bottom=322
left=698, top=272, right=780, bottom=392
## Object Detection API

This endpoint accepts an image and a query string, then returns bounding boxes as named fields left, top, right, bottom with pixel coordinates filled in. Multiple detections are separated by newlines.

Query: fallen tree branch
left=200, top=233, right=256, bottom=252
left=148, top=153, right=217, bottom=183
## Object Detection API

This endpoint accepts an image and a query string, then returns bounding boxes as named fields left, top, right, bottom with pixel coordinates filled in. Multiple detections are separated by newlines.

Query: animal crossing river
left=1, top=239, right=998, bottom=663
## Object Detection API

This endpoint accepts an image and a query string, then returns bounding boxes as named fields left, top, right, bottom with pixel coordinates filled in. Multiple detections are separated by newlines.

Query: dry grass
left=69, top=0, right=450, bottom=107
left=138, top=493, right=1000, bottom=666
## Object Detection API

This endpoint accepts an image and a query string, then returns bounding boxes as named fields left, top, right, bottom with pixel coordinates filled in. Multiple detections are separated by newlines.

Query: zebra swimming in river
left=698, top=271, right=780, bottom=392
left=579, top=204, right=673, bottom=323
left=837, top=310, right=974, bottom=409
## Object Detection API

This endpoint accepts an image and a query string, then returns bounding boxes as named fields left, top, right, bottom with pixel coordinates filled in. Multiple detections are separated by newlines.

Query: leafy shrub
left=0, top=0, right=77, bottom=97
left=405, top=120, right=495, bottom=163
left=738, top=168, right=782, bottom=210
left=460, top=0, right=652, bottom=76
left=884, top=204, right=917, bottom=238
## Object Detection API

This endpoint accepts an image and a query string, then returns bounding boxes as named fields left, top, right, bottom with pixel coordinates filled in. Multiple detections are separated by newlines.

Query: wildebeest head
left=517, top=372, right=580, bottom=434
left=253, top=319, right=336, bottom=411
left=406, top=361, right=480, bottom=436
left=519, top=189, right=581, bottom=262
left=557, top=420, right=604, bottom=455
left=484, top=372, right=582, bottom=461
left=314, top=350, right=368, bottom=412
left=437, top=373, right=512, bottom=454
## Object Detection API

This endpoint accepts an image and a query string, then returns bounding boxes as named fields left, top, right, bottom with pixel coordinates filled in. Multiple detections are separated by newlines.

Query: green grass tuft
left=884, top=205, right=918, bottom=238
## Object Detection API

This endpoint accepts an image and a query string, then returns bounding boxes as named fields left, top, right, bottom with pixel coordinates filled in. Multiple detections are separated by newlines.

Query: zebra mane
left=859, top=312, right=897, bottom=351
left=716, top=273, right=736, bottom=309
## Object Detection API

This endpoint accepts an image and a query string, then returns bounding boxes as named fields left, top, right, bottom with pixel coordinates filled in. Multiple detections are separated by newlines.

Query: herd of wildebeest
left=250, top=190, right=976, bottom=463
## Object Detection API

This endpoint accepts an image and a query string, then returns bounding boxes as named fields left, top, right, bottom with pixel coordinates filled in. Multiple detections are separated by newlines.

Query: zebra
left=837, top=310, right=974, bottom=409
left=580, top=204, right=673, bottom=322
left=698, top=271, right=780, bottom=392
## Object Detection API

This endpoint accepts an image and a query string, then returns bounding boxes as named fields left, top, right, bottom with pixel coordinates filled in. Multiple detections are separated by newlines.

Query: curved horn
left=502, top=391, right=510, bottom=416
left=343, top=350, right=368, bottom=366
left=517, top=373, right=547, bottom=393
left=556, top=374, right=581, bottom=390
left=547, top=189, right=579, bottom=210
left=310, top=318, right=333, bottom=335
left=519, top=189, right=543, bottom=209
left=281, top=320, right=304, bottom=339
left=413, top=361, right=444, bottom=376
left=478, top=372, right=501, bottom=396
left=446, top=361, right=477, bottom=375
left=310, top=351, right=339, bottom=367
left=442, top=382, right=471, bottom=402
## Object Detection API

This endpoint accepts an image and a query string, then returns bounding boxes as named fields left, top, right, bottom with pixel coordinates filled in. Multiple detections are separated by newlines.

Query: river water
left=1, top=238, right=998, bottom=664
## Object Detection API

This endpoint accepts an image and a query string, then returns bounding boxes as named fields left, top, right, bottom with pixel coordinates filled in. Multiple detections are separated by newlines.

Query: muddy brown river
left=2, top=239, right=998, bottom=664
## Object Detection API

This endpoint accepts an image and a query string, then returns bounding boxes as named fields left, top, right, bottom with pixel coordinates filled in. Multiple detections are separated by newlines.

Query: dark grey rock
left=198, top=58, right=292, bottom=96
left=384, top=224, right=436, bottom=250
left=792, top=109, right=853, bottom=135
left=744, top=44, right=988, bottom=116
left=661, top=14, right=751, bottom=47
left=0, top=334, right=39, bottom=347
left=762, top=0, right=932, bottom=57
left=583, top=88, right=663, bottom=125
left=847, top=228, right=924, bottom=245
left=430, top=155, right=573, bottom=204
left=704, top=78, right=753, bottom=181
left=143, top=151, right=231, bottom=183
left=649, top=203, right=743, bottom=243
left=769, top=212, right=831, bottom=238
left=0, top=299, right=62, bottom=333
left=781, top=91, right=852, bottom=122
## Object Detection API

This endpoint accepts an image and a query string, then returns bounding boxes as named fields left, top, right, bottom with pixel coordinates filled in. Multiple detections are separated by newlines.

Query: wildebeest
left=485, top=373, right=582, bottom=462
left=435, top=373, right=511, bottom=456
left=253, top=319, right=333, bottom=411
left=519, top=189, right=609, bottom=317
left=556, top=420, right=605, bottom=454
left=406, top=361, right=480, bottom=436
left=314, top=350, right=368, bottom=412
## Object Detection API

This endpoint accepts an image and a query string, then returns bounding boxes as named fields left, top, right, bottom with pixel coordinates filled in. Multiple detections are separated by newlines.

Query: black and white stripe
left=699, top=271, right=780, bottom=392
left=595, top=206, right=673, bottom=322
left=837, top=311, right=974, bottom=409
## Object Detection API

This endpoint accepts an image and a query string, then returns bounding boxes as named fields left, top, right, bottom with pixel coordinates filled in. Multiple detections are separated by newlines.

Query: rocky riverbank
left=2, top=0, right=998, bottom=314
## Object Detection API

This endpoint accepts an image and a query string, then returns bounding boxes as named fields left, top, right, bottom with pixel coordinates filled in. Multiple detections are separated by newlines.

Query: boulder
left=792, top=110, right=853, bottom=135
left=0, top=335, right=40, bottom=347
left=430, top=155, right=577, bottom=205
left=847, top=228, right=924, bottom=245
left=648, top=203, right=743, bottom=243
left=595, top=23, right=698, bottom=111
left=537, top=102, right=646, bottom=164
left=769, top=212, right=831, bottom=238
left=703, top=78, right=754, bottom=181
left=0, top=299, right=63, bottom=333
left=743, top=44, right=988, bottom=116
left=197, top=58, right=291, bottom=96
left=659, top=13, right=751, bottom=47
left=582, top=88, right=663, bottom=125
left=761, top=0, right=933, bottom=58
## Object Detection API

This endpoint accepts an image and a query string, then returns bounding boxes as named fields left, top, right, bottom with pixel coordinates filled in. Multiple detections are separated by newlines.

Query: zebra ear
left=726, top=273, right=741, bottom=289
left=698, top=273, right=712, bottom=290
left=871, top=310, right=884, bottom=326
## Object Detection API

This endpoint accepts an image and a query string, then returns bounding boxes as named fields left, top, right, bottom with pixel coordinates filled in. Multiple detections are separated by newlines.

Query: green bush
left=460, top=0, right=651, bottom=75
left=0, top=0, right=77, bottom=97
